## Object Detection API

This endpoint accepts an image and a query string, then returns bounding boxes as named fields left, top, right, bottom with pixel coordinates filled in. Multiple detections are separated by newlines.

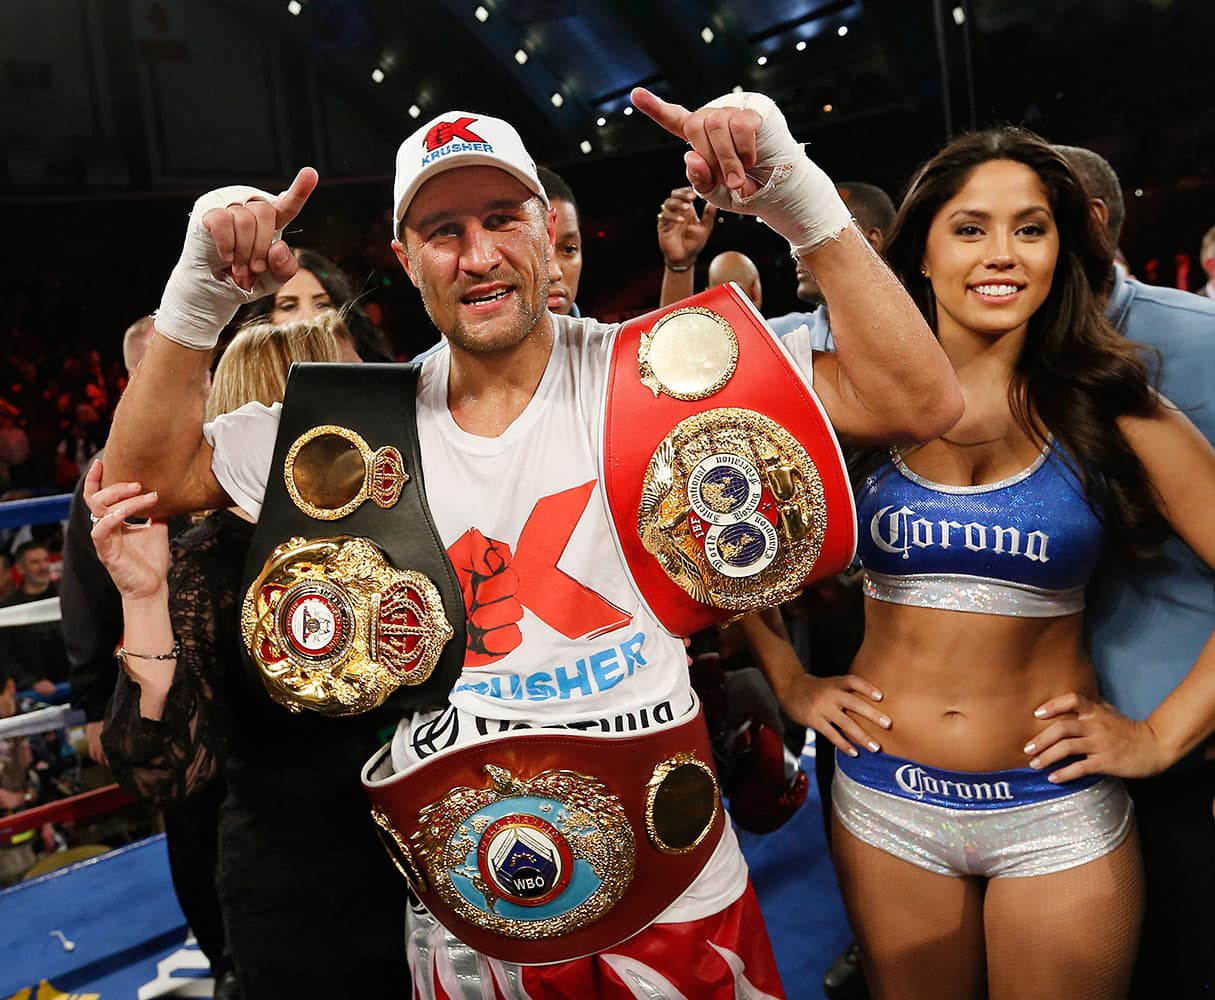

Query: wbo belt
left=603, top=282, right=857, bottom=637
left=361, top=705, right=723, bottom=965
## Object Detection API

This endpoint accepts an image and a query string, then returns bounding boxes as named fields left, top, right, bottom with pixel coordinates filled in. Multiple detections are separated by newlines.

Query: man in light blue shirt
left=1062, top=144, right=1215, bottom=997
left=766, top=182, right=896, bottom=351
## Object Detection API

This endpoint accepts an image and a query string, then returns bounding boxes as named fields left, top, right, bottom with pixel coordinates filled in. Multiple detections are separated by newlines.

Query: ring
left=89, top=512, right=101, bottom=525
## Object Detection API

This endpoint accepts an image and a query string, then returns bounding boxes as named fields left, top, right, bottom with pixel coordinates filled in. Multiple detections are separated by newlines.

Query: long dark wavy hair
left=237, top=248, right=395, bottom=362
left=878, top=126, right=1167, bottom=559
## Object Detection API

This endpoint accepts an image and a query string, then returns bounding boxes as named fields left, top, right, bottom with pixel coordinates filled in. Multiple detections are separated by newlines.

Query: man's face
left=0, top=680, right=15, bottom=719
left=546, top=198, right=583, bottom=315
left=17, top=548, right=51, bottom=592
left=794, top=259, right=823, bottom=304
left=394, top=167, right=553, bottom=355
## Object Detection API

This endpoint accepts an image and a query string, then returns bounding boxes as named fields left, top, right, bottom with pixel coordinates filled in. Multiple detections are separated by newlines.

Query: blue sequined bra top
left=854, top=443, right=1104, bottom=617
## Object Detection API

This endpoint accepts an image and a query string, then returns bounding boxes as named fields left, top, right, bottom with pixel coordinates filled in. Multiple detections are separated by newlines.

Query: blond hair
left=122, top=315, right=156, bottom=372
left=205, top=311, right=348, bottom=421
left=1201, top=225, right=1215, bottom=264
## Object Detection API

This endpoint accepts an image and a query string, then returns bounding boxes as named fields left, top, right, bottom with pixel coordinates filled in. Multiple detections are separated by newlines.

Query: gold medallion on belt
left=241, top=535, right=452, bottom=715
left=409, top=764, right=636, bottom=939
left=637, top=407, right=828, bottom=613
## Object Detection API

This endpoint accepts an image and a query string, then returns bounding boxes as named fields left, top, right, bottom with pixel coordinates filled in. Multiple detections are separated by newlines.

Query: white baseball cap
left=392, top=111, right=548, bottom=232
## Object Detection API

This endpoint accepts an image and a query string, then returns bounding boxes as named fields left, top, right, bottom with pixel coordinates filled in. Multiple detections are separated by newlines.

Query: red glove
left=725, top=719, right=809, bottom=835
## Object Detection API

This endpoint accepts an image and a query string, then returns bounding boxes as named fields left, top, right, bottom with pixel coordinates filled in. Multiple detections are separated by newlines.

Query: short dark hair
left=1054, top=145, right=1126, bottom=244
left=13, top=540, right=47, bottom=564
left=537, top=166, right=577, bottom=214
left=838, top=181, right=896, bottom=237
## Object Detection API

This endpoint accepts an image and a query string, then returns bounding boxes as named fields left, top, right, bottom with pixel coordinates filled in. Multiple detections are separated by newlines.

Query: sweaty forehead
left=405, top=166, right=537, bottom=233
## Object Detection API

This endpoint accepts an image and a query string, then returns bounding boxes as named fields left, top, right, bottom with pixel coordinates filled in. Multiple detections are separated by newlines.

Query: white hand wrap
left=694, top=92, right=852, bottom=257
left=154, top=185, right=284, bottom=351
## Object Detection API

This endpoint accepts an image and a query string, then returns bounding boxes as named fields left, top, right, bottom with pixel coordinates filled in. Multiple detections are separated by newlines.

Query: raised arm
left=104, top=169, right=318, bottom=515
left=632, top=88, right=962, bottom=445
left=657, top=186, right=716, bottom=307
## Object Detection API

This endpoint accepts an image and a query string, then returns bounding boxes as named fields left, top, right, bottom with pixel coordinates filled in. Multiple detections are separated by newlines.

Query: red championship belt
left=603, top=282, right=856, bottom=636
left=362, top=706, right=724, bottom=964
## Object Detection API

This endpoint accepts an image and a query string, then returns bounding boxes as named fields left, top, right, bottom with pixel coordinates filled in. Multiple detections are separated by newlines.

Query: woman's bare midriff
left=848, top=598, right=1098, bottom=772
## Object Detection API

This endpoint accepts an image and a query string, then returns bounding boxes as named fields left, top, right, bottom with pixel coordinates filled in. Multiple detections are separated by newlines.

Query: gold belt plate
left=241, top=535, right=453, bottom=715
left=284, top=424, right=408, bottom=521
left=637, top=407, right=828, bottom=612
left=412, top=764, right=635, bottom=940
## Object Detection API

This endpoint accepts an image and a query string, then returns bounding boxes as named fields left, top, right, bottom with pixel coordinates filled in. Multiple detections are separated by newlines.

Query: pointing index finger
left=272, top=167, right=319, bottom=229
left=631, top=88, right=691, bottom=140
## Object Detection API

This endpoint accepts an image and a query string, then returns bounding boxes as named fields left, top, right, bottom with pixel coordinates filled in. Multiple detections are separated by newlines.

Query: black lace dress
left=103, top=510, right=409, bottom=998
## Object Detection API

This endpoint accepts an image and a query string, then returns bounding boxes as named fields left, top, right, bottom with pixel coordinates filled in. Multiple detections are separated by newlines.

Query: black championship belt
left=239, top=363, right=465, bottom=716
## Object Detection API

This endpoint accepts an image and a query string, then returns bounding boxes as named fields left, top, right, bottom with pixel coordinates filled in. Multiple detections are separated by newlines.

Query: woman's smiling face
left=922, top=158, right=1060, bottom=345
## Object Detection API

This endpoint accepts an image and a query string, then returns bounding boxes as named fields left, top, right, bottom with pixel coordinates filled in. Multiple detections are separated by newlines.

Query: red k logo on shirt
left=446, top=481, right=631, bottom=665
left=424, top=116, right=486, bottom=151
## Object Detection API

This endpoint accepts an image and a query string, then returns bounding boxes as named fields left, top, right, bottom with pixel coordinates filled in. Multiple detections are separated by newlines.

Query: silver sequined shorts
left=832, top=749, right=1133, bottom=878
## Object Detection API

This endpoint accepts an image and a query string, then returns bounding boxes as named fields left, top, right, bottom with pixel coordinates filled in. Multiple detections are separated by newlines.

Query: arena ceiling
left=247, top=0, right=1212, bottom=168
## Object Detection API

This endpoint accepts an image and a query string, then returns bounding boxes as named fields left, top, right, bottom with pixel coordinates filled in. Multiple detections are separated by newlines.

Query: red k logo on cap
left=424, top=116, right=486, bottom=151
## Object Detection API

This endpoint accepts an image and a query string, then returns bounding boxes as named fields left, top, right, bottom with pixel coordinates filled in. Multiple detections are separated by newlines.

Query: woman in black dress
left=89, top=313, right=410, bottom=998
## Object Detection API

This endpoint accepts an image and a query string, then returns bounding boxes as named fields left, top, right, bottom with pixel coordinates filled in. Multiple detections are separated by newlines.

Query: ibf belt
left=361, top=705, right=723, bottom=964
left=604, top=283, right=857, bottom=636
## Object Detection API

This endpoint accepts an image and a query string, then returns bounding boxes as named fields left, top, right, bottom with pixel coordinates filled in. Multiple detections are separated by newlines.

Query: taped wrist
left=695, top=92, right=852, bottom=256
left=154, top=185, right=284, bottom=351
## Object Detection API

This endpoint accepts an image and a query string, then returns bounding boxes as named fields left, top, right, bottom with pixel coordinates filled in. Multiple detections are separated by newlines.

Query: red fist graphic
left=447, top=528, right=524, bottom=665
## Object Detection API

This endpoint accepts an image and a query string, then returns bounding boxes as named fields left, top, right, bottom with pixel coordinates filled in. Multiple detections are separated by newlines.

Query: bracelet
left=664, top=260, right=693, bottom=273
left=116, top=641, right=180, bottom=662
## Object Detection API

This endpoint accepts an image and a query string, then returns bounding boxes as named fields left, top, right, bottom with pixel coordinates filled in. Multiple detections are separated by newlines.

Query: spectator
left=1059, top=143, right=1215, bottom=997
left=54, top=403, right=104, bottom=490
left=707, top=250, right=763, bottom=308
left=0, top=665, right=39, bottom=887
left=1199, top=224, right=1215, bottom=299
left=0, top=400, right=29, bottom=490
left=765, top=182, right=897, bottom=343
left=537, top=166, right=584, bottom=316
left=237, top=248, right=395, bottom=362
left=61, top=314, right=161, bottom=766
left=0, top=552, right=14, bottom=603
left=1, top=541, right=68, bottom=694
